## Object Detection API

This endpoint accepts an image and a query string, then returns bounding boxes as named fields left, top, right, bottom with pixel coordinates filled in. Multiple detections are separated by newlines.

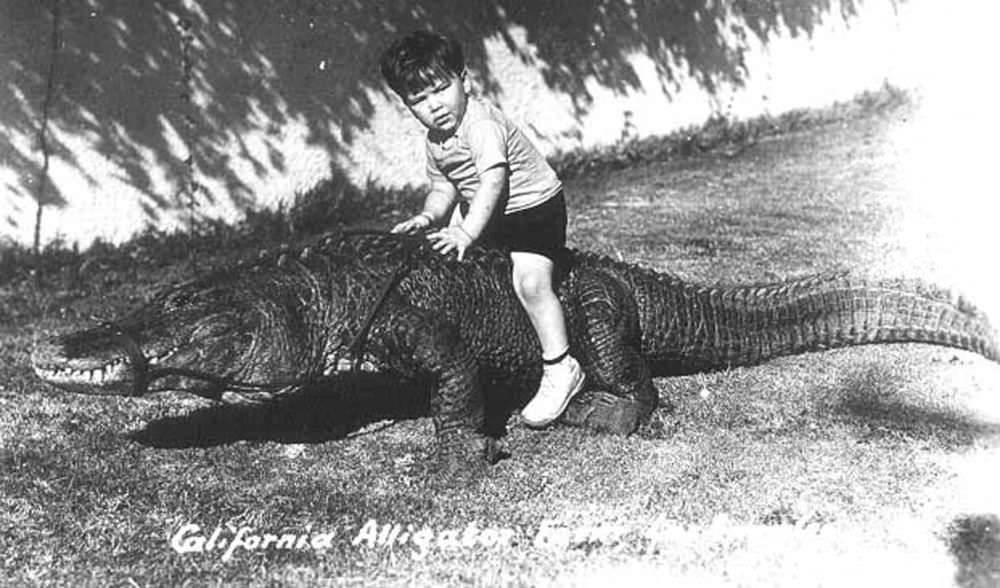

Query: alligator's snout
left=31, top=332, right=140, bottom=396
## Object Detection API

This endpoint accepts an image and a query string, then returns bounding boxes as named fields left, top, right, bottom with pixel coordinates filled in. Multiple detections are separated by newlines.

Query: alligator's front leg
left=561, top=272, right=658, bottom=435
left=370, top=301, right=500, bottom=471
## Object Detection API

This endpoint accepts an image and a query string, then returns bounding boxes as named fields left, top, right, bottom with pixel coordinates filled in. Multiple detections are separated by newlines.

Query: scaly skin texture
left=31, top=231, right=1000, bottom=470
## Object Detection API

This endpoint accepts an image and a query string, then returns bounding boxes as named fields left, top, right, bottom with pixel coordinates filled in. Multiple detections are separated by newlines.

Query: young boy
left=380, top=31, right=584, bottom=427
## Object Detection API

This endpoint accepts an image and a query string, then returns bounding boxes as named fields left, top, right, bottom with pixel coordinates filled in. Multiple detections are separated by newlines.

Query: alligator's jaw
left=31, top=333, right=150, bottom=396
left=32, top=359, right=132, bottom=394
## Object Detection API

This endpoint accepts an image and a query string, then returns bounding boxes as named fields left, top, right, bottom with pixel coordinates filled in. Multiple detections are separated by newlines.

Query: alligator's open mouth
left=33, top=357, right=131, bottom=388
left=31, top=333, right=180, bottom=396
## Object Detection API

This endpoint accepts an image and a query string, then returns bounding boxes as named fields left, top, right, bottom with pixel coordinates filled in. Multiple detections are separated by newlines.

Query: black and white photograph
left=2, top=0, right=998, bottom=585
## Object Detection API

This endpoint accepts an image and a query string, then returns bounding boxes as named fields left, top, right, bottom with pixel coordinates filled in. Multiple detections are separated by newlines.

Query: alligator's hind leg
left=560, top=272, right=657, bottom=435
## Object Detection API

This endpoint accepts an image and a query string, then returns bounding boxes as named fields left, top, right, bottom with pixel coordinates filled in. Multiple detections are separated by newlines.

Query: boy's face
left=402, top=71, right=469, bottom=136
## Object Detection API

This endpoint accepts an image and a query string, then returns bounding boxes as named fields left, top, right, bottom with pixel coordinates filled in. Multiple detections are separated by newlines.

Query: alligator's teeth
left=326, top=357, right=380, bottom=374
left=34, top=360, right=129, bottom=385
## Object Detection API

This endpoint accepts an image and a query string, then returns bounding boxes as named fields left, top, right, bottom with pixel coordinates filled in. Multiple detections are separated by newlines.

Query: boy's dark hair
left=379, top=31, right=465, bottom=98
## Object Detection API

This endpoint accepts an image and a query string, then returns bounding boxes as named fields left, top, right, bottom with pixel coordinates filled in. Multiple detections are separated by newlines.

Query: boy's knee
left=511, top=253, right=555, bottom=305
left=513, top=271, right=550, bottom=305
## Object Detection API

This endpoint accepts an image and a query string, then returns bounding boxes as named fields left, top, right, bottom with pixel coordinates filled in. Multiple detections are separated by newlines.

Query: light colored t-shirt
left=425, top=97, right=562, bottom=214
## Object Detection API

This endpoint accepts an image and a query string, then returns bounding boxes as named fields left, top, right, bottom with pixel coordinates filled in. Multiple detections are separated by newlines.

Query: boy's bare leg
left=510, top=252, right=567, bottom=357
left=511, top=252, right=585, bottom=426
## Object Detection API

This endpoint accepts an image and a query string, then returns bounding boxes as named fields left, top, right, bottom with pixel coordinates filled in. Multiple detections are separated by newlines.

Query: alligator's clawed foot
left=561, top=390, right=650, bottom=435
left=432, top=432, right=504, bottom=484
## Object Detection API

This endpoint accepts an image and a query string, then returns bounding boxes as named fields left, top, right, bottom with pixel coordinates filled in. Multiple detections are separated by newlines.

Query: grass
left=2, top=89, right=1000, bottom=586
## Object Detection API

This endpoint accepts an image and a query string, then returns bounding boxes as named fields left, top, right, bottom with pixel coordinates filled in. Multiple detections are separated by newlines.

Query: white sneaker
left=521, top=355, right=585, bottom=427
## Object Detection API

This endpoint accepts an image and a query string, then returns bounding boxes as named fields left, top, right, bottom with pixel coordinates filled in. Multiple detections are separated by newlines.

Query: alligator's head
left=32, top=267, right=324, bottom=401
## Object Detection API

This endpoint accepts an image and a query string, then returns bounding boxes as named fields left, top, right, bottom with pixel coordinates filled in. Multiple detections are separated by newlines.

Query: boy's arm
left=458, top=165, right=507, bottom=239
left=427, top=165, right=506, bottom=260
left=391, top=177, right=458, bottom=234
left=428, top=119, right=510, bottom=260
left=421, top=179, right=459, bottom=223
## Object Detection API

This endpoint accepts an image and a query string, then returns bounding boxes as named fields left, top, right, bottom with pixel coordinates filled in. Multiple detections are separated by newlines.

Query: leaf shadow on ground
left=636, top=353, right=1000, bottom=448
left=948, top=514, right=1000, bottom=588
left=825, top=361, right=1000, bottom=449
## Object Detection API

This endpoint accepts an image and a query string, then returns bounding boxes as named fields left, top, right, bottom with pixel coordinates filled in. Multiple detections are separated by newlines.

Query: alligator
left=31, top=231, right=1000, bottom=469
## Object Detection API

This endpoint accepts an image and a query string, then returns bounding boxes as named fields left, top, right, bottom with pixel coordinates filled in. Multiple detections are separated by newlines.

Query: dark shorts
left=470, top=192, right=568, bottom=263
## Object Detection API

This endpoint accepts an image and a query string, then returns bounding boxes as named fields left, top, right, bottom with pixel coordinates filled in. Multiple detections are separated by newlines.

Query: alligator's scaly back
left=587, top=257, right=1000, bottom=373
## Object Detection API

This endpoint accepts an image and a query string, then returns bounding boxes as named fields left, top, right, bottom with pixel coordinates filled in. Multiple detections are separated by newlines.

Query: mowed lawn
left=3, top=105, right=1000, bottom=587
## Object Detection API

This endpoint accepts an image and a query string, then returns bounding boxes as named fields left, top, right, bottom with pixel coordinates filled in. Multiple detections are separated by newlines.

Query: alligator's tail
left=635, top=271, right=999, bottom=373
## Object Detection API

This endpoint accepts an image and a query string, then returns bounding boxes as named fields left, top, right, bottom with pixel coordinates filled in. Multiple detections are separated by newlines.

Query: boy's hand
left=427, top=226, right=474, bottom=261
left=391, top=213, right=433, bottom=235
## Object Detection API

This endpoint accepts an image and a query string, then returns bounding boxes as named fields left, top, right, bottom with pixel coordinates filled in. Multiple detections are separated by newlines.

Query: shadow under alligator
left=127, top=373, right=526, bottom=448
left=128, top=361, right=1000, bottom=451
left=128, top=374, right=432, bottom=448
